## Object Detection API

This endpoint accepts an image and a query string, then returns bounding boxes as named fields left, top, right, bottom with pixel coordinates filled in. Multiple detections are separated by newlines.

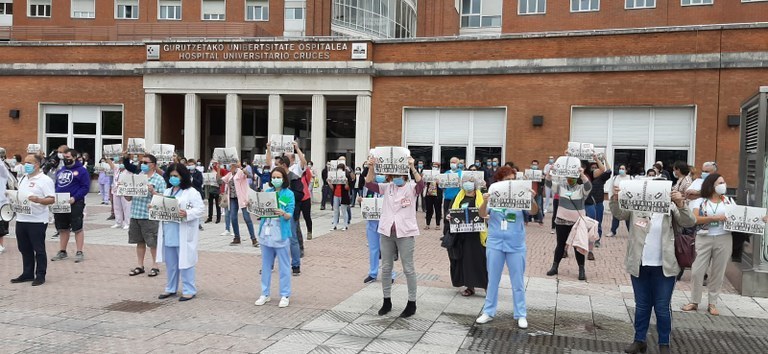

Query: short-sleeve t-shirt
left=16, top=172, right=56, bottom=223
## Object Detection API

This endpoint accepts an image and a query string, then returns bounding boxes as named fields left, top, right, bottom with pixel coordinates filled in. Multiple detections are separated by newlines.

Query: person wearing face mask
left=187, top=159, right=205, bottom=231
left=365, top=155, right=424, bottom=318
left=606, top=164, right=632, bottom=237
left=359, top=170, right=397, bottom=284
left=204, top=161, right=223, bottom=224
left=545, top=165, right=592, bottom=281
left=415, top=161, right=426, bottom=212
left=320, top=162, right=332, bottom=210
left=672, top=161, right=693, bottom=194
left=0, top=147, right=15, bottom=254
left=424, top=162, right=443, bottom=230
left=476, top=167, right=538, bottom=328
left=8, top=154, right=56, bottom=286
left=682, top=174, right=734, bottom=317
left=445, top=177, right=488, bottom=298
left=542, top=156, right=556, bottom=214
left=253, top=167, right=296, bottom=308
left=458, top=159, right=466, bottom=171
left=97, top=158, right=112, bottom=205
left=222, top=161, right=258, bottom=247
left=584, top=157, right=611, bottom=250
left=441, top=157, right=462, bottom=235
left=685, top=161, right=717, bottom=201
left=525, top=160, right=545, bottom=226
left=123, top=153, right=167, bottom=277
left=357, top=162, right=369, bottom=206
left=329, top=163, right=354, bottom=231
left=50, top=149, right=90, bottom=264
left=106, top=157, right=132, bottom=230
left=351, top=167, right=363, bottom=208
left=156, top=163, right=206, bottom=302
left=482, top=159, right=494, bottom=186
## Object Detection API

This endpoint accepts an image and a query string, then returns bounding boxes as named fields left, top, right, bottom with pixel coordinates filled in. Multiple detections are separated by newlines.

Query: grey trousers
left=691, top=233, right=732, bottom=306
left=380, top=232, right=417, bottom=301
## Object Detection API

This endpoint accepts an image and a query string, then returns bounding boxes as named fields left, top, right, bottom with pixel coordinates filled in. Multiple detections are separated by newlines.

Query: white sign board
left=461, top=171, right=485, bottom=186
left=103, top=144, right=123, bottom=159
left=149, top=195, right=183, bottom=222
left=116, top=174, right=149, bottom=197
left=6, top=190, right=32, bottom=215
left=212, top=147, right=239, bottom=165
left=253, top=154, right=268, bottom=167
left=551, top=156, right=582, bottom=178
left=202, top=173, right=218, bottom=187
left=591, top=148, right=606, bottom=162
left=725, top=205, right=767, bottom=235
left=246, top=190, right=279, bottom=218
left=618, top=180, right=673, bottom=214
left=373, top=146, right=410, bottom=175
left=269, top=135, right=295, bottom=155
left=487, top=180, right=533, bottom=210
left=329, top=160, right=339, bottom=170
left=524, top=169, right=543, bottom=180
left=127, top=138, right=146, bottom=154
left=421, top=169, right=439, bottom=183
left=516, top=172, right=525, bottom=180
left=150, top=144, right=175, bottom=164
left=438, top=173, right=460, bottom=189
left=449, top=208, right=486, bottom=233
left=50, top=193, right=71, bottom=214
left=26, top=144, right=41, bottom=154
left=361, top=197, right=383, bottom=220
left=567, top=142, right=595, bottom=160
left=328, top=169, right=348, bottom=185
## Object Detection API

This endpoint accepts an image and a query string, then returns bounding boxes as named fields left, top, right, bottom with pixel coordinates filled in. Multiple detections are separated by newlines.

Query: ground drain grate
left=104, top=300, right=164, bottom=313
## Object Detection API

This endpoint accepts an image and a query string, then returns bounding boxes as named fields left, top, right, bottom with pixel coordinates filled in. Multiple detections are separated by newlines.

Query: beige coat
left=609, top=200, right=696, bottom=278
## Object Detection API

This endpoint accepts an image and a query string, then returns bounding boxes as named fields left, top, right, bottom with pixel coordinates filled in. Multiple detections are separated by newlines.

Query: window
left=71, top=0, right=95, bottom=18
left=625, top=0, right=655, bottom=8
left=285, top=7, right=304, bottom=20
left=0, top=2, right=13, bottom=15
left=202, top=0, right=226, bottom=20
left=115, top=0, right=139, bottom=19
left=519, top=0, right=546, bottom=14
left=246, top=0, right=269, bottom=21
left=158, top=0, right=181, bottom=20
left=461, top=0, right=501, bottom=28
left=28, top=0, right=51, bottom=17
left=682, top=0, right=712, bottom=4
left=571, top=0, right=599, bottom=12
left=42, top=105, right=124, bottom=162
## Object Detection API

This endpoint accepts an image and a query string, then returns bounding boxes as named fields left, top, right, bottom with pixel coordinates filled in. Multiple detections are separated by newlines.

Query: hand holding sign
left=27, top=144, right=41, bottom=154
left=373, top=147, right=410, bottom=175
left=551, top=156, right=581, bottom=178
left=269, top=135, right=295, bottom=155
left=212, top=148, right=239, bottom=165
left=361, top=197, right=383, bottom=220
left=487, top=180, right=533, bottom=210
left=618, top=180, right=673, bottom=214
left=724, top=205, right=767, bottom=235
left=127, top=138, right=146, bottom=154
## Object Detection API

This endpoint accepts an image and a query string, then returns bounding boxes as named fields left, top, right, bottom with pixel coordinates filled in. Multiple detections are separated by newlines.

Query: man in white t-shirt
left=686, top=161, right=717, bottom=204
left=542, top=156, right=555, bottom=213
left=607, top=164, right=633, bottom=237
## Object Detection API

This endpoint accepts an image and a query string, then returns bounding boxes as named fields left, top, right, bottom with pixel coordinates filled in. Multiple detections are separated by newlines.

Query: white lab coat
left=156, top=187, right=206, bottom=269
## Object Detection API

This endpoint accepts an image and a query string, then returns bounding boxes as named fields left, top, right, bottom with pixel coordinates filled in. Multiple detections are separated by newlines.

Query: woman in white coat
left=156, top=164, right=206, bottom=301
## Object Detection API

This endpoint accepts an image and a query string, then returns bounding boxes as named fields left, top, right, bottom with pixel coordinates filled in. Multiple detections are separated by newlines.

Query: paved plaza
left=1, top=193, right=768, bottom=353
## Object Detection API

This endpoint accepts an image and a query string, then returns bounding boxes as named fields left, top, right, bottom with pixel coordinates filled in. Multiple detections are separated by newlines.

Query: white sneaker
left=476, top=313, right=493, bottom=324
left=220, top=230, right=231, bottom=236
left=110, top=224, right=121, bottom=229
left=517, top=318, right=528, bottom=329
left=122, top=225, right=130, bottom=230
left=0, top=245, right=5, bottom=254
left=254, top=296, right=271, bottom=306
left=279, top=297, right=290, bottom=308
left=330, top=227, right=337, bottom=231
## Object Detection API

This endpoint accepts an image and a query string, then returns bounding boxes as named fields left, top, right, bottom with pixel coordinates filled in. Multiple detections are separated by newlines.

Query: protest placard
left=103, top=144, right=123, bottom=159
left=50, top=193, right=71, bottom=214
left=94, top=162, right=112, bottom=174
left=127, top=138, right=146, bottom=154
left=461, top=171, right=485, bottom=186
left=438, top=173, right=460, bottom=189
left=591, top=148, right=606, bottom=162
left=329, top=160, right=340, bottom=170
left=26, top=144, right=41, bottom=154
left=246, top=190, right=279, bottom=218
left=551, top=156, right=581, bottom=178
left=253, top=154, right=268, bottom=167
left=618, top=180, right=673, bottom=214
left=516, top=172, right=525, bottom=180
left=567, top=142, right=595, bottom=160
left=202, top=173, right=218, bottom=186
left=524, top=169, right=543, bottom=180
left=449, top=208, right=487, bottom=233
left=487, top=180, right=533, bottom=210
left=361, top=197, right=383, bottom=220
left=373, top=146, right=410, bottom=175
left=150, top=144, right=175, bottom=164
left=725, top=205, right=767, bottom=235
left=148, top=195, right=184, bottom=222
left=116, top=174, right=149, bottom=197
left=212, top=147, right=239, bottom=165
left=328, top=169, right=348, bottom=185
left=6, top=190, right=32, bottom=215
left=421, top=169, right=439, bottom=183
left=269, top=135, right=295, bottom=155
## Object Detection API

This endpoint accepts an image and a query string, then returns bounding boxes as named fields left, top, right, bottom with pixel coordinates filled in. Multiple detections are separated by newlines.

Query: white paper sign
left=150, top=144, right=175, bottom=164
left=373, top=146, right=410, bottom=175
left=253, top=154, right=268, bottom=167
left=202, top=173, right=218, bottom=186
left=127, top=138, right=146, bottom=154
left=591, top=148, right=606, bottom=162
left=725, top=205, right=767, bottom=235
left=328, top=169, right=348, bottom=185
left=27, top=144, right=41, bottom=154
left=461, top=171, right=485, bottom=186
left=6, top=190, right=32, bottom=215
left=94, top=162, right=112, bottom=174
left=421, top=169, right=439, bottom=183
left=567, top=142, right=595, bottom=160
left=149, top=195, right=183, bottom=222
left=487, top=180, right=533, bottom=210
left=618, top=180, right=673, bottom=214
left=269, top=135, right=295, bottom=155
left=246, top=190, right=279, bottom=218
left=449, top=208, right=486, bottom=233
left=361, top=197, right=383, bottom=220
left=524, top=169, right=543, bottom=180
left=103, top=144, right=123, bottom=158
left=516, top=172, right=525, bottom=180
left=116, top=174, right=149, bottom=197
left=50, top=193, right=71, bottom=214
left=438, top=173, right=460, bottom=189
left=212, top=147, right=239, bottom=165
left=551, top=156, right=582, bottom=178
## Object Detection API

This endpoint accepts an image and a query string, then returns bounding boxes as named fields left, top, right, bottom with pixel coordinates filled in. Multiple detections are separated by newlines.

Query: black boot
left=378, top=298, right=392, bottom=316
left=400, top=300, right=417, bottom=318
left=578, top=266, right=587, bottom=281
left=624, top=341, right=647, bottom=353
left=546, top=262, right=559, bottom=276
left=658, top=345, right=670, bottom=354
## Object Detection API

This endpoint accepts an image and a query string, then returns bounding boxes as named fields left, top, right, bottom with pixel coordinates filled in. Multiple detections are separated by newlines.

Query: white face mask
left=715, top=183, right=727, bottom=195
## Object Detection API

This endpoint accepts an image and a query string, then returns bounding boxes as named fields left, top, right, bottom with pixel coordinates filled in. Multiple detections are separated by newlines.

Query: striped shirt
left=130, top=172, right=167, bottom=220
left=546, top=179, right=592, bottom=226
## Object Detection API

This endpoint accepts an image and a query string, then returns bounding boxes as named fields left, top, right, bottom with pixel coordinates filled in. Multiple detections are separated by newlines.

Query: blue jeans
left=163, top=246, right=196, bottom=296
left=332, top=197, right=349, bottom=228
left=223, top=208, right=230, bottom=231
left=631, top=266, right=676, bottom=345
left=611, top=216, right=630, bottom=235
left=585, top=202, right=605, bottom=239
left=260, top=245, right=291, bottom=298
left=482, top=248, right=526, bottom=319
left=289, top=218, right=301, bottom=268
left=229, top=199, right=255, bottom=239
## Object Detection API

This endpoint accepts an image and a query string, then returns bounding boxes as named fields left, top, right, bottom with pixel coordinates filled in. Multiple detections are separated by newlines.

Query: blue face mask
left=492, top=162, right=498, bottom=167
left=462, top=182, right=475, bottom=191
left=619, top=169, right=626, bottom=175
left=187, top=165, right=195, bottom=171
left=24, top=163, right=35, bottom=174
left=450, top=163, right=458, bottom=170
left=417, top=164, right=423, bottom=169
left=169, top=176, right=181, bottom=187
left=458, top=163, right=464, bottom=169
left=531, top=165, right=538, bottom=170
left=375, top=175, right=386, bottom=183
left=140, top=164, right=150, bottom=173
left=486, top=161, right=491, bottom=166
left=393, top=177, right=405, bottom=186
left=118, top=164, right=125, bottom=169
left=271, top=179, right=284, bottom=188
left=700, top=172, right=710, bottom=180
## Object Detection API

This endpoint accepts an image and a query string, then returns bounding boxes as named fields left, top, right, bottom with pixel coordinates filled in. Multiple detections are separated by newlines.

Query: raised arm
left=293, top=141, right=307, bottom=169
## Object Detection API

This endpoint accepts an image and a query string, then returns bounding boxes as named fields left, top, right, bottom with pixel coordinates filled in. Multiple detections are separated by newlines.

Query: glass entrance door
left=614, top=149, right=646, bottom=177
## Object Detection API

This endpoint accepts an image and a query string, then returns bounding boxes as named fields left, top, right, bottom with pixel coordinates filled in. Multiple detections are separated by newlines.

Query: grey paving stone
left=11, top=315, right=64, bottom=328
left=310, top=345, right=360, bottom=354
left=364, top=338, right=414, bottom=354
left=275, top=329, right=334, bottom=345
left=389, top=317, right=435, bottom=332
left=418, top=331, right=466, bottom=348
left=261, top=340, right=317, bottom=354
left=428, top=321, right=471, bottom=336
left=301, top=318, right=348, bottom=334
left=323, top=333, right=374, bottom=350
left=229, top=324, right=282, bottom=339
left=42, top=318, right=99, bottom=331
left=409, top=342, right=460, bottom=354
left=339, top=323, right=387, bottom=338
left=378, top=328, right=425, bottom=343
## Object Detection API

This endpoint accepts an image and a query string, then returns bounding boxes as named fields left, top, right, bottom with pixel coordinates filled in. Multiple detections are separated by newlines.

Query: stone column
left=355, top=94, right=372, bottom=169
left=268, top=94, right=284, bottom=139
left=144, top=93, right=161, bottom=147
left=310, top=94, right=327, bottom=169
left=225, top=93, right=242, bottom=154
left=183, top=93, right=201, bottom=159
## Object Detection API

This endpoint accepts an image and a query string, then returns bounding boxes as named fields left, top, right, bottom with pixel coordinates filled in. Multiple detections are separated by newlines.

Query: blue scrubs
left=482, top=208, right=527, bottom=319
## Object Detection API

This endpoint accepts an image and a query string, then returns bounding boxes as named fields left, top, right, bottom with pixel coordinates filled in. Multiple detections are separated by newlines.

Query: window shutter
left=439, top=110, right=471, bottom=145
left=405, top=110, right=436, bottom=145
left=72, top=0, right=94, bottom=13
left=472, top=109, right=505, bottom=146
left=203, top=0, right=225, bottom=14
left=571, top=108, right=609, bottom=146
left=653, top=108, right=693, bottom=147
left=612, top=108, right=651, bottom=146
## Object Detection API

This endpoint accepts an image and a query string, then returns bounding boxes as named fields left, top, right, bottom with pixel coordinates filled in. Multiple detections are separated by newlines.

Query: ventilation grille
left=744, top=104, right=760, bottom=153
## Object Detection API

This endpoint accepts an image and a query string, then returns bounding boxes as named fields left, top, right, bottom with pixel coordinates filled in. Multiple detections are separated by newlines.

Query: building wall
left=305, top=0, right=331, bottom=36
left=416, top=0, right=459, bottom=37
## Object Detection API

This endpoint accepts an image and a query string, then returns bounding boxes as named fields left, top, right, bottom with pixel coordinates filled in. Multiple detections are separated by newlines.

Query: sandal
left=681, top=303, right=698, bottom=312
left=708, top=304, right=720, bottom=316
left=461, top=288, right=475, bottom=297
left=147, top=268, right=160, bottom=277
left=129, top=267, right=145, bottom=276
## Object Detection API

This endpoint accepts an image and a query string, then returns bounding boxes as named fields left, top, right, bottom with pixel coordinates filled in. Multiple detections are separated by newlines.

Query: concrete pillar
left=268, top=94, right=284, bottom=138
left=183, top=93, right=201, bottom=159
left=144, top=93, right=161, bottom=147
left=225, top=93, right=242, bottom=155
left=355, top=94, right=372, bottom=170
left=310, top=94, right=327, bottom=170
